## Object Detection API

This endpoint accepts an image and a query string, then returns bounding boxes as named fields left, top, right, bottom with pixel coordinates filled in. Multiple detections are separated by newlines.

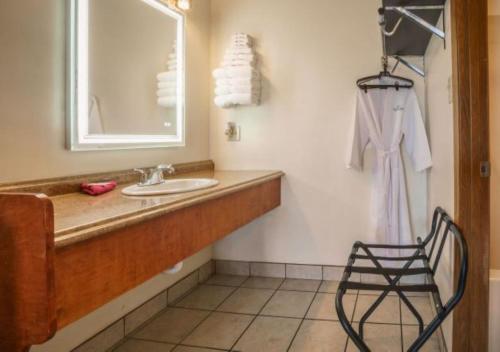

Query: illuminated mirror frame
left=67, top=0, right=185, bottom=151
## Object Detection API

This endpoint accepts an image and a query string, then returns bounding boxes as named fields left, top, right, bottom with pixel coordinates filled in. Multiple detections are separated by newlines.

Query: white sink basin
left=122, top=178, right=219, bottom=196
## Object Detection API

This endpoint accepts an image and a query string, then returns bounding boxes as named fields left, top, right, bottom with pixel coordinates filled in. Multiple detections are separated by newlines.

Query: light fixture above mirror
left=164, top=0, right=191, bottom=11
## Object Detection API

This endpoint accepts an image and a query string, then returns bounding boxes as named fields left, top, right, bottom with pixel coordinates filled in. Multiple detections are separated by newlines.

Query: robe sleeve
left=402, top=89, right=433, bottom=172
left=347, top=91, right=370, bottom=170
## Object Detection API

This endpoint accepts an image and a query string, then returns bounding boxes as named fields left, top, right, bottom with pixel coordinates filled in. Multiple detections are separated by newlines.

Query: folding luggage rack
left=336, top=207, right=468, bottom=351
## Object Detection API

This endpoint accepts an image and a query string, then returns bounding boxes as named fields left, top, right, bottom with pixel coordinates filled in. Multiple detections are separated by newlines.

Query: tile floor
left=112, top=275, right=442, bottom=352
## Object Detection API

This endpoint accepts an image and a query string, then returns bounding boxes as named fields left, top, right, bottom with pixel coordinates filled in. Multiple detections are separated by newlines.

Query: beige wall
left=490, top=15, right=500, bottom=270
left=424, top=2, right=454, bottom=348
left=0, top=0, right=212, bottom=350
left=210, top=0, right=428, bottom=265
left=0, top=0, right=210, bottom=183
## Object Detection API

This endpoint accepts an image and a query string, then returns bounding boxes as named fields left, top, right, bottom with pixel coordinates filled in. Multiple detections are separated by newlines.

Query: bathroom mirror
left=68, top=0, right=185, bottom=150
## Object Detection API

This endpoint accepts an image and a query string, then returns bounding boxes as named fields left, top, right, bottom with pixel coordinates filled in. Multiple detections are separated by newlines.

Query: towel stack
left=157, top=43, right=177, bottom=108
left=213, top=33, right=261, bottom=108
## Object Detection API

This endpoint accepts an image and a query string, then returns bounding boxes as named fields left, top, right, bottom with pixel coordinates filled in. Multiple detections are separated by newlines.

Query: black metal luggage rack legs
left=336, top=207, right=468, bottom=351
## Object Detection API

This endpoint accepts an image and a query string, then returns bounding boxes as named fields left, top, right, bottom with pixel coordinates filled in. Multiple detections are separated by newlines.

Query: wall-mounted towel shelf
left=379, top=0, right=446, bottom=77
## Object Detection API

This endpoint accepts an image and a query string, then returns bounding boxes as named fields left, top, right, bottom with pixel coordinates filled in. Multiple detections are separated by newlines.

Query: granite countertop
left=51, top=170, right=284, bottom=248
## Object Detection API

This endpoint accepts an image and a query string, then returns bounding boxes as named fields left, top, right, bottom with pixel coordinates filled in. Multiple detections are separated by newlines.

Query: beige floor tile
left=175, top=285, right=235, bottom=310
left=233, top=316, right=301, bottom=352
left=173, top=346, right=224, bottom=352
left=242, top=276, right=284, bottom=289
left=346, top=323, right=402, bottom=351
left=134, top=308, right=209, bottom=344
left=114, top=339, right=175, bottom=352
left=402, top=325, right=441, bottom=351
left=279, top=279, right=321, bottom=292
left=174, top=346, right=224, bottom=352
left=183, top=312, right=252, bottom=350
left=358, top=289, right=396, bottom=296
left=217, top=287, right=274, bottom=314
left=353, top=295, right=401, bottom=324
left=288, top=320, right=348, bottom=352
left=261, top=290, right=315, bottom=318
left=205, top=274, right=248, bottom=287
left=318, top=280, right=339, bottom=293
left=306, top=293, right=356, bottom=321
left=401, top=296, right=435, bottom=325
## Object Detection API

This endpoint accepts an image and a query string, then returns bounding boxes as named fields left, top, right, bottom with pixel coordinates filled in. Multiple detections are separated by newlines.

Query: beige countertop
left=51, top=170, right=283, bottom=248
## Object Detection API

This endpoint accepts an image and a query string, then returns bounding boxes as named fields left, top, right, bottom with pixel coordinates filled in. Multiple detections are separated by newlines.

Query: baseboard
left=214, top=259, right=354, bottom=281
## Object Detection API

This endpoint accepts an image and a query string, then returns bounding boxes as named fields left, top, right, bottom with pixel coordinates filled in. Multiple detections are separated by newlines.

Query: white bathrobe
left=347, top=85, right=432, bottom=249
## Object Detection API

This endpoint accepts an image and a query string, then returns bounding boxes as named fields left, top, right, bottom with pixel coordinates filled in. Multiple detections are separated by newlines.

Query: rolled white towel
left=215, top=85, right=260, bottom=96
left=158, top=81, right=177, bottom=89
left=216, top=77, right=261, bottom=87
left=221, top=59, right=256, bottom=67
left=214, top=95, right=234, bottom=109
left=231, top=33, right=251, bottom=42
left=225, top=47, right=253, bottom=55
left=167, top=65, right=178, bottom=71
left=157, top=88, right=177, bottom=97
left=167, top=59, right=177, bottom=66
left=214, top=86, right=231, bottom=96
left=157, top=71, right=177, bottom=81
left=213, top=67, right=259, bottom=80
left=230, top=92, right=260, bottom=105
left=214, top=93, right=259, bottom=108
left=223, top=53, right=255, bottom=62
left=158, top=96, right=177, bottom=107
left=168, top=53, right=176, bottom=60
left=232, top=41, right=253, bottom=48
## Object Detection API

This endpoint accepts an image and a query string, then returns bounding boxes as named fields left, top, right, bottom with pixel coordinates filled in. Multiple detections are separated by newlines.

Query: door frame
left=451, top=0, right=490, bottom=350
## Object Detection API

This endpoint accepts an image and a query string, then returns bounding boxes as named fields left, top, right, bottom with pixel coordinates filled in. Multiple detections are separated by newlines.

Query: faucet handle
left=134, top=168, right=149, bottom=185
left=157, top=164, right=175, bottom=175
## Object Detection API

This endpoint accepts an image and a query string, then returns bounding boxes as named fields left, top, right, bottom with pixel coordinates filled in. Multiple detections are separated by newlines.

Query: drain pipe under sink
left=164, top=261, right=183, bottom=274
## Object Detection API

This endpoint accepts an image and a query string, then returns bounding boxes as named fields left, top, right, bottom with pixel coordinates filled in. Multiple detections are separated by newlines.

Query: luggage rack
left=335, top=207, right=468, bottom=351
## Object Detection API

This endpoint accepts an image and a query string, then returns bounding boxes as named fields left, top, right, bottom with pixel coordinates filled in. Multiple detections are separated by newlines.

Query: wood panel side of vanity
left=54, top=178, right=281, bottom=329
left=0, top=193, right=57, bottom=352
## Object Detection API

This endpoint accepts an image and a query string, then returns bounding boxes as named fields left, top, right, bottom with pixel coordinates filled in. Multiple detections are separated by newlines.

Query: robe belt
left=377, top=148, right=399, bottom=239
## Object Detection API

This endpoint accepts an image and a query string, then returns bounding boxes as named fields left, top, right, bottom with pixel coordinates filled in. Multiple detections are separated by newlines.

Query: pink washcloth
left=81, top=180, right=117, bottom=196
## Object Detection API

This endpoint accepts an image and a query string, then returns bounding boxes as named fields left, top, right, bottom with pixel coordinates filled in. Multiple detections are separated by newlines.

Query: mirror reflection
left=69, top=0, right=185, bottom=150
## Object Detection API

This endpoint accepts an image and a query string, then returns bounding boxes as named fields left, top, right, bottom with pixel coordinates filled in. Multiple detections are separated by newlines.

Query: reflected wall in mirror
left=68, top=0, right=185, bottom=150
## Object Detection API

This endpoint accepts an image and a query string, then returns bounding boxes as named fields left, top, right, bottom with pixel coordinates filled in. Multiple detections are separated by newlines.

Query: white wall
left=0, top=0, right=211, bottom=183
left=210, top=0, right=428, bottom=265
left=0, top=0, right=213, bottom=350
left=425, top=3, right=454, bottom=349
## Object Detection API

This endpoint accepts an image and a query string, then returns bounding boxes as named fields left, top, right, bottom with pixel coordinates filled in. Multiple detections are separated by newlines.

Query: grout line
left=175, top=342, right=229, bottom=351
left=174, top=273, right=247, bottom=350
left=400, top=296, right=404, bottom=352
left=343, top=286, right=360, bottom=351
left=285, top=278, right=322, bottom=352
left=228, top=278, right=284, bottom=351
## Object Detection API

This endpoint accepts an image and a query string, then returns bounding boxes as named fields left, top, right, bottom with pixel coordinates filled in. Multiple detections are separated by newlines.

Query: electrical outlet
left=225, top=122, right=241, bottom=142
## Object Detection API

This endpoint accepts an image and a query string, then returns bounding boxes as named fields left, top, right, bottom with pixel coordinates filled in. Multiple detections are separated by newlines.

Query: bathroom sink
left=121, top=178, right=219, bottom=196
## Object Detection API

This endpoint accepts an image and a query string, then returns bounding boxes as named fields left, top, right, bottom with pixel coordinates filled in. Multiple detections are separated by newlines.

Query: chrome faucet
left=134, top=164, right=175, bottom=187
